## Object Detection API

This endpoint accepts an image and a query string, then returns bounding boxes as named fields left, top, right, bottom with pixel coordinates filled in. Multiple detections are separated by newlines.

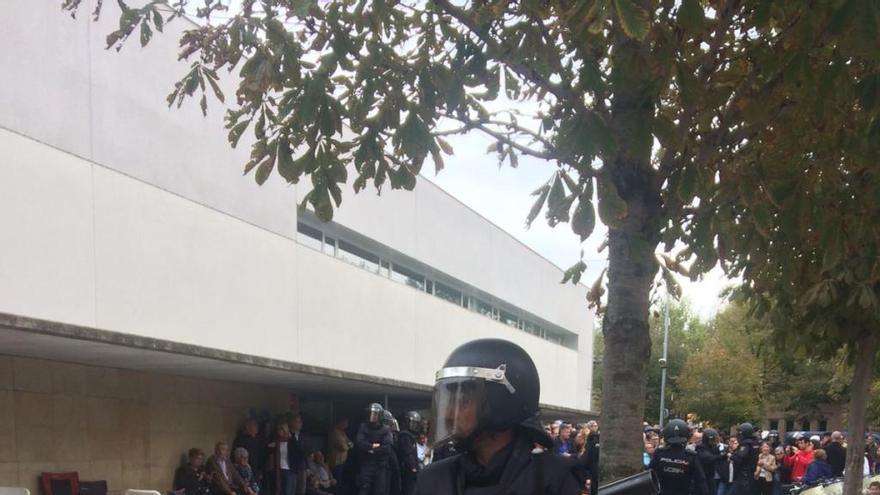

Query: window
left=785, top=419, right=795, bottom=432
left=391, top=264, right=425, bottom=290
left=425, top=280, right=434, bottom=294
left=474, top=299, right=496, bottom=319
left=801, top=419, right=811, bottom=431
left=499, top=309, right=519, bottom=329
left=380, top=260, right=390, bottom=278
left=337, top=239, right=379, bottom=272
left=818, top=420, right=827, bottom=432
left=323, top=237, right=337, bottom=256
left=769, top=419, right=779, bottom=431
left=297, top=223, right=323, bottom=251
left=434, top=281, right=463, bottom=306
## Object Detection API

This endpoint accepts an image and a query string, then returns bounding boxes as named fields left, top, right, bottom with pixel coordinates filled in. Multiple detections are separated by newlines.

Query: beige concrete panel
left=55, top=427, right=90, bottom=463
left=122, top=460, right=152, bottom=490
left=17, top=462, right=57, bottom=495
left=14, top=392, right=53, bottom=428
left=15, top=425, right=55, bottom=462
left=84, top=367, right=121, bottom=399
left=0, top=356, right=12, bottom=391
left=0, top=131, right=97, bottom=327
left=87, top=397, right=122, bottom=434
left=0, top=462, right=19, bottom=486
left=53, top=394, right=89, bottom=434
left=116, top=370, right=151, bottom=402
left=12, top=358, right=54, bottom=394
left=89, top=460, right=122, bottom=490
left=0, top=391, right=16, bottom=462
left=51, top=362, right=87, bottom=396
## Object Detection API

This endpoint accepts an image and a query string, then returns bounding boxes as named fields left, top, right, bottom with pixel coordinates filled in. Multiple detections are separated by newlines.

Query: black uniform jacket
left=413, top=436, right=581, bottom=495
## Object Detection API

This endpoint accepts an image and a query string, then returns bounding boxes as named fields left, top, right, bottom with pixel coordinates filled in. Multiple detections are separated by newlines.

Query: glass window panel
left=818, top=420, right=827, bottom=432
left=499, top=309, right=519, bottom=328
left=297, top=223, right=323, bottom=250
left=425, top=280, right=434, bottom=294
left=800, top=419, right=810, bottom=431
left=337, top=239, right=380, bottom=272
left=323, top=237, right=337, bottom=256
left=474, top=299, right=496, bottom=319
left=391, top=264, right=425, bottom=290
left=380, top=260, right=390, bottom=277
left=769, top=419, right=779, bottom=431
left=785, top=419, right=794, bottom=432
left=434, top=282, right=463, bottom=306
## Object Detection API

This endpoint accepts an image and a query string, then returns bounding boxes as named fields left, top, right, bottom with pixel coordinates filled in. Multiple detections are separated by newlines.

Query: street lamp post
left=658, top=295, right=670, bottom=428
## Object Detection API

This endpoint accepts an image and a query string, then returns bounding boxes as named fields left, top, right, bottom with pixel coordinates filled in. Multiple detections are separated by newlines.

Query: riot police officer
left=729, top=423, right=759, bottom=495
left=383, top=410, right=402, bottom=495
left=414, top=338, right=581, bottom=495
left=356, top=403, right=394, bottom=495
left=398, top=412, right=422, bottom=495
left=650, top=419, right=707, bottom=495
left=695, top=429, right=722, bottom=495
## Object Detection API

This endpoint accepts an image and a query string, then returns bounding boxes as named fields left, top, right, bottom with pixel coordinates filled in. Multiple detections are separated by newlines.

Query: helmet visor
left=430, top=377, right=488, bottom=447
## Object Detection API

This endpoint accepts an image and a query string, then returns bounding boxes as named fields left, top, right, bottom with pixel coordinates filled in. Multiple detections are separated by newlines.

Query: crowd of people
left=172, top=405, right=432, bottom=495
left=645, top=419, right=880, bottom=495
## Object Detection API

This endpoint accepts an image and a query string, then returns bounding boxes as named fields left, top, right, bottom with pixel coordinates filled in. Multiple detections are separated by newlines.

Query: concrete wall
left=0, top=355, right=290, bottom=495
left=0, top=128, right=587, bottom=410
left=0, top=0, right=592, bottom=340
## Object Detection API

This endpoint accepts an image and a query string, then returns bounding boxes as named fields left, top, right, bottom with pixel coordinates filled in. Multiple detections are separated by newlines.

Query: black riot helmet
left=702, top=428, right=720, bottom=448
left=383, top=410, right=400, bottom=432
left=402, top=411, right=422, bottom=434
left=431, top=339, right=550, bottom=448
left=661, top=419, right=690, bottom=445
left=367, top=403, right=384, bottom=425
left=737, top=422, right=756, bottom=440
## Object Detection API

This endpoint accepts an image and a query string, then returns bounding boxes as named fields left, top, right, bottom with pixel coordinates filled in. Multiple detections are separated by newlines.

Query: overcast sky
left=423, top=131, right=733, bottom=321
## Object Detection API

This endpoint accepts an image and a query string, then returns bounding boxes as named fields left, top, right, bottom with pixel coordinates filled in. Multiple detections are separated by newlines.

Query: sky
left=422, top=130, right=733, bottom=321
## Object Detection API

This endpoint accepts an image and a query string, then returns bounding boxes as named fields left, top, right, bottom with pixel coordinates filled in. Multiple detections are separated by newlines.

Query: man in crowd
left=784, top=435, right=814, bottom=483
left=328, top=417, right=353, bottom=482
left=207, top=442, right=249, bottom=495
left=554, top=423, right=575, bottom=457
left=288, top=416, right=308, bottom=495
left=824, top=431, right=846, bottom=477
left=695, top=429, right=722, bottom=495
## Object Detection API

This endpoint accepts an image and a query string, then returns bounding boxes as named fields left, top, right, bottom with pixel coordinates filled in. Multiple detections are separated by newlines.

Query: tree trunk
left=599, top=32, right=662, bottom=482
left=843, top=331, right=879, bottom=495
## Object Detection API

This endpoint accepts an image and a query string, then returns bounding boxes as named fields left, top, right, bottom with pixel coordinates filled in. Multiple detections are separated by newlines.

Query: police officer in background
left=356, top=403, right=394, bottom=495
left=398, top=412, right=422, bottom=495
left=414, top=338, right=581, bottom=495
left=695, top=429, right=722, bottom=495
left=650, top=419, right=707, bottom=495
left=383, top=410, right=402, bottom=495
left=729, top=423, right=759, bottom=495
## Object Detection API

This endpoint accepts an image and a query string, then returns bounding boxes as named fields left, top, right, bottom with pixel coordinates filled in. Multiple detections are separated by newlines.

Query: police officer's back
left=694, top=429, right=722, bottom=495
left=729, top=423, right=759, bottom=495
left=650, top=419, right=707, bottom=495
left=413, top=339, right=581, bottom=495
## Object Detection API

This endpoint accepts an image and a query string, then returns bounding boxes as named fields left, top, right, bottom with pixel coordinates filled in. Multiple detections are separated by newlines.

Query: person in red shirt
left=784, top=437, right=814, bottom=482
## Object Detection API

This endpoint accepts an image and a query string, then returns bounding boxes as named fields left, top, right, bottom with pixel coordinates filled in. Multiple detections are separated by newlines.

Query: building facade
left=0, top=1, right=595, bottom=493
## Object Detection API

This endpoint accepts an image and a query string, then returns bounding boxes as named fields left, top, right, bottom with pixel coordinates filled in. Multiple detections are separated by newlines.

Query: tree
left=62, top=0, right=880, bottom=481
left=675, top=342, right=762, bottom=429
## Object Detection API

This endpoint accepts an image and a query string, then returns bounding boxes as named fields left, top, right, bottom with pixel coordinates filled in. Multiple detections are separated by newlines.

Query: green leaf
left=139, top=20, right=152, bottom=47
left=526, top=185, right=550, bottom=227
left=255, top=157, right=274, bottom=185
left=597, top=174, right=628, bottom=227
left=276, top=140, right=298, bottom=183
left=547, top=173, right=565, bottom=212
left=613, top=0, right=650, bottom=40
left=571, top=198, right=596, bottom=241
left=677, top=0, right=704, bottom=33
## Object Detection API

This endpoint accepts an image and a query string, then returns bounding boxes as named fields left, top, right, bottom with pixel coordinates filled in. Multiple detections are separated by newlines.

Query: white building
left=0, top=1, right=594, bottom=492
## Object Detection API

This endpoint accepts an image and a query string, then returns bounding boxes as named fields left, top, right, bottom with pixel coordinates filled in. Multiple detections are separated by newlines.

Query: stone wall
left=0, top=355, right=291, bottom=494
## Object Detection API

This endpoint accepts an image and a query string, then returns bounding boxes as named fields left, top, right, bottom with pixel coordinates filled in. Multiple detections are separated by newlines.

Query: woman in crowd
left=174, top=448, right=211, bottom=495
left=801, top=449, right=832, bottom=486
left=754, top=442, right=777, bottom=495
left=233, top=447, right=259, bottom=495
